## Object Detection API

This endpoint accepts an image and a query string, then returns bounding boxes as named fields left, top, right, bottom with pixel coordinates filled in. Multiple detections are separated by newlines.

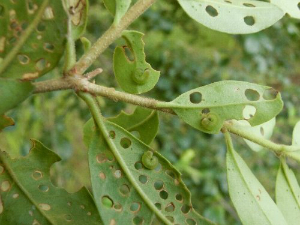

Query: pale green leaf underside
left=276, top=161, right=300, bottom=225
left=270, top=0, right=300, bottom=19
left=0, top=140, right=102, bottom=225
left=103, top=0, right=131, bottom=25
left=284, top=121, right=300, bottom=162
left=226, top=140, right=287, bottom=225
left=169, top=81, right=283, bottom=134
left=0, top=0, right=67, bottom=79
left=87, top=121, right=214, bottom=225
left=114, top=30, right=160, bottom=94
left=177, top=0, right=285, bottom=34
left=238, top=118, right=276, bottom=152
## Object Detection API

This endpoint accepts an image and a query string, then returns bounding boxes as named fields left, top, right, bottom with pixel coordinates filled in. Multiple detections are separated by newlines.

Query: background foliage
left=1, top=0, right=300, bottom=224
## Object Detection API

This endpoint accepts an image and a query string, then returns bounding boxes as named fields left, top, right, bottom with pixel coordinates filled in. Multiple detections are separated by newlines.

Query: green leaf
left=86, top=121, right=214, bottom=225
left=284, top=121, right=300, bottom=162
left=177, top=0, right=284, bottom=34
left=169, top=81, right=283, bottom=134
left=237, top=118, right=276, bottom=152
left=108, top=107, right=159, bottom=145
left=276, top=161, right=300, bottom=225
left=63, top=0, right=89, bottom=40
left=0, top=115, right=14, bottom=132
left=270, top=0, right=300, bottom=19
left=0, top=0, right=67, bottom=79
left=113, top=30, right=160, bottom=94
left=103, top=0, right=131, bottom=25
left=225, top=133, right=288, bottom=225
left=0, top=140, right=102, bottom=225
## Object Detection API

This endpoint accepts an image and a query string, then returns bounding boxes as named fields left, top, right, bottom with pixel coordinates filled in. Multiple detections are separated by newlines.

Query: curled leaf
left=103, top=0, right=131, bottom=25
left=114, top=30, right=160, bottom=94
left=168, top=81, right=283, bottom=134
left=86, top=121, right=214, bottom=225
left=177, top=0, right=284, bottom=34
left=276, top=161, right=300, bottom=225
left=0, top=140, right=102, bottom=224
left=270, top=0, right=300, bottom=19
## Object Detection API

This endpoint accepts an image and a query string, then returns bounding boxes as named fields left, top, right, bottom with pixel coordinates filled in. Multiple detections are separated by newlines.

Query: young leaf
left=237, top=118, right=276, bottom=152
left=168, top=81, right=283, bottom=134
left=276, top=161, right=300, bottom=225
left=270, top=0, right=300, bottom=19
left=177, top=0, right=284, bottom=34
left=114, top=30, right=160, bottom=94
left=225, top=133, right=288, bottom=225
left=0, top=0, right=67, bottom=79
left=87, top=121, right=214, bottom=225
left=63, top=0, right=89, bottom=40
left=284, top=121, right=300, bottom=162
left=108, top=107, right=159, bottom=145
left=103, top=0, right=131, bottom=25
left=0, top=140, right=102, bottom=225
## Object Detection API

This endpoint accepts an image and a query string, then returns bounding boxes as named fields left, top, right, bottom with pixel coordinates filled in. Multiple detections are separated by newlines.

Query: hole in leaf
left=243, top=105, right=256, bottom=120
left=36, top=58, right=46, bottom=71
left=114, top=170, right=122, bottom=178
left=106, top=151, right=115, bottom=162
left=109, top=131, right=115, bottom=139
left=186, top=218, right=197, bottom=225
left=130, top=202, right=141, bottom=213
left=120, top=137, right=131, bottom=149
left=119, top=184, right=130, bottom=196
left=160, top=190, right=168, bottom=200
left=10, top=21, right=18, bottom=30
left=154, top=180, right=164, bottom=191
left=224, top=0, right=232, bottom=3
left=37, top=22, right=46, bottom=32
left=166, top=216, right=174, bottom=223
left=1, top=181, right=10, bottom=192
left=114, top=203, right=122, bottom=212
left=96, top=153, right=107, bottom=163
left=205, top=5, right=218, bottom=17
left=44, top=43, right=54, bottom=52
left=64, top=214, right=72, bottom=221
left=99, top=172, right=106, bottom=180
left=101, top=196, right=113, bottom=208
left=245, top=89, right=260, bottom=101
left=26, top=0, right=37, bottom=13
left=263, top=88, right=278, bottom=100
left=260, top=127, right=265, bottom=136
left=135, top=162, right=143, bottom=170
left=190, top=92, right=202, bottom=104
left=165, top=203, right=175, bottom=212
left=0, top=5, right=4, bottom=17
left=32, top=170, right=43, bottom=180
left=243, top=3, right=255, bottom=7
left=133, top=216, right=144, bottom=225
left=202, top=108, right=210, bottom=114
left=155, top=203, right=161, bottom=210
left=298, top=3, right=300, bottom=10
left=124, top=47, right=135, bottom=61
left=0, top=165, right=4, bottom=174
left=139, top=175, right=148, bottom=184
left=166, top=170, right=176, bottom=179
left=18, top=54, right=29, bottom=64
left=244, top=16, right=255, bottom=26
left=38, top=185, right=49, bottom=192
left=181, top=204, right=191, bottom=214
left=176, top=194, right=183, bottom=202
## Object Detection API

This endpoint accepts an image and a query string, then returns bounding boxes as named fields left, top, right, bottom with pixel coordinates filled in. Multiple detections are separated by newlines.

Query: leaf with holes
left=167, top=81, right=283, bottom=134
left=270, top=0, right=300, bottom=19
left=177, top=0, right=284, bottom=34
left=237, top=118, right=276, bottom=152
left=103, top=0, right=131, bottom=25
left=0, top=0, right=67, bottom=80
left=114, top=30, right=160, bottom=94
left=0, top=139, right=102, bottom=225
left=0, top=78, right=33, bottom=131
left=284, top=121, right=300, bottom=162
left=86, top=121, right=214, bottom=225
left=226, top=134, right=288, bottom=225
left=63, top=0, right=89, bottom=40
left=276, top=161, right=300, bottom=225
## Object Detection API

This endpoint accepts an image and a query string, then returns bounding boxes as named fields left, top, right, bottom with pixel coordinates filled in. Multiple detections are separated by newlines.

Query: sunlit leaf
left=103, top=0, right=131, bottom=25
left=0, top=140, right=102, bottom=225
left=270, top=0, right=300, bottom=19
left=114, top=30, right=160, bottom=94
left=226, top=133, right=288, bottom=225
left=276, top=161, right=300, bottom=225
left=237, top=118, right=276, bottom=152
left=177, top=0, right=284, bottom=34
left=169, top=81, right=283, bottom=134
left=86, top=121, right=214, bottom=225
left=0, top=0, right=67, bottom=79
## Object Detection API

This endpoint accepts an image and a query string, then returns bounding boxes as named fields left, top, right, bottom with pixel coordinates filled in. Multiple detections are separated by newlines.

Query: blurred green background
left=1, top=0, right=300, bottom=224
